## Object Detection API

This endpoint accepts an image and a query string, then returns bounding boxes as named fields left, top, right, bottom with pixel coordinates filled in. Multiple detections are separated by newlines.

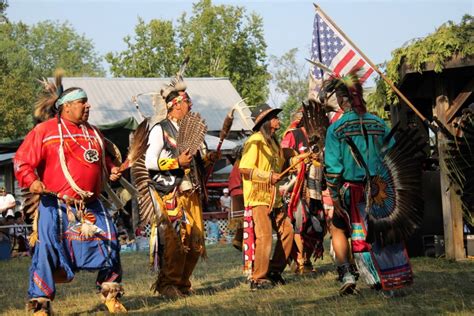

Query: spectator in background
left=11, top=211, right=30, bottom=257
left=5, top=209, right=15, bottom=227
left=0, top=187, right=16, bottom=217
left=0, top=215, right=10, bottom=242
left=135, top=223, right=147, bottom=238
left=207, top=216, right=221, bottom=243
left=220, top=188, right=232, bottom=212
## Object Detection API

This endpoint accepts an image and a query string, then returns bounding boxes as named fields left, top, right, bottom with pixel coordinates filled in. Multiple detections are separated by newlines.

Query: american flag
left=310, top=7, right=374, bottom=84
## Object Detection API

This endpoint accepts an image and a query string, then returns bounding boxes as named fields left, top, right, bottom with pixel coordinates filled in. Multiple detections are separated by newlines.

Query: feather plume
left=177, top=112, right=207, bottom=156
left=127, top=119, right=150, bottom=166
left=319, top=67, right=366, bottom=114
left=20, top=188, right=40, bottom=246
left=130, top=156, right=161, bottom=225
left=301, top=100, right=329, bottom=153
left=21, top=188, right=40, bottom=223
left=34, top=68, right=64, bottom=122
left=118, top=118, right=151, bottom=172
left=161, top=57, right=189, bottom=103
left=170, top=56, right=189, bottom=88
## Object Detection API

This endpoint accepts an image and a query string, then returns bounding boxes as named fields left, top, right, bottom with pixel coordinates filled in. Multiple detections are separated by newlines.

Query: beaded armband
left=158, top=158, right=180, bottom=171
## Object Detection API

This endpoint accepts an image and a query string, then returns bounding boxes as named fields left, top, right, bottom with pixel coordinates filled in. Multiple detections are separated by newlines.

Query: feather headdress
left=34, top=68, right=64, bottom=122
left=318, top=67, right=366, bottom=115
left=160, top=56, right=190, bottom=110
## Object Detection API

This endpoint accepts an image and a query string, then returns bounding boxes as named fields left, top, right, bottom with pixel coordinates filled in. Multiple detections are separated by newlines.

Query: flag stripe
left=360, top=68, right=374, bottom=83
left=333, top=50, right=355, bottom=75
left=350, top=59, right=366, bottom=74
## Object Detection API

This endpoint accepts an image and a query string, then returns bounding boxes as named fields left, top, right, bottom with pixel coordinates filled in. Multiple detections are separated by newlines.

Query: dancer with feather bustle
left=322, top=70, right=418, bottom=296
left=14, top=70, right=126, bottom=314
left=239, top=104, right=294, bottom=290
left=144, top=70, right=216, bottom=299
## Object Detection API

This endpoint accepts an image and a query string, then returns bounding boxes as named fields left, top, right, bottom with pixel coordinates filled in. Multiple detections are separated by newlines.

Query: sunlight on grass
left=0, top=243, right=473, bottom=315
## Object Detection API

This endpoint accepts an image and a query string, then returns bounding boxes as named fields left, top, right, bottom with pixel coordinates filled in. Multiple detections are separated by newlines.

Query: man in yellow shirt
left=239, top=104, right=294, bottom=290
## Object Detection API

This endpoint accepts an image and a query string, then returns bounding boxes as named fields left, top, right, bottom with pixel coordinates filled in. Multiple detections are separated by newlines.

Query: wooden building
left=389, top=55, right=474, bottom=260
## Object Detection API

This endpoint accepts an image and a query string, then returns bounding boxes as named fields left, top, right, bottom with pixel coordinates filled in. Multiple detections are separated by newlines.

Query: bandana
left=55, top=89, right=88, bottom=108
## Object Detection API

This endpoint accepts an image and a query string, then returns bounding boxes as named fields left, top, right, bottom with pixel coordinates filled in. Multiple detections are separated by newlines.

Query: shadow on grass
left=194, top=276, right=246, bottom=295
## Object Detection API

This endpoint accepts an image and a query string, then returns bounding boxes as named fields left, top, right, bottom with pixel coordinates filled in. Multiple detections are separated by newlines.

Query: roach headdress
left=160, top=56, right=190, bottom=111
left=318, top=67, right=366, bottom=115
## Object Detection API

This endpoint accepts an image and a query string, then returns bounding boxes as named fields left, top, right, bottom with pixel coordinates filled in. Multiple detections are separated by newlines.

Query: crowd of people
left=0, top=187, right=31, bottom=258
left=6, top=64, right=419, bottom=315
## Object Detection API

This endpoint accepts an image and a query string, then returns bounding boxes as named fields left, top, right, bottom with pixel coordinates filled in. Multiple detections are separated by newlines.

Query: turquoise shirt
left=324, top=110, right=392, bottom=198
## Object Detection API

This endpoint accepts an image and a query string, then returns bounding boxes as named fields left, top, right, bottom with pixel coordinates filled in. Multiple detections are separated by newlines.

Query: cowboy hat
left=251, top=104, right=282, bottom=132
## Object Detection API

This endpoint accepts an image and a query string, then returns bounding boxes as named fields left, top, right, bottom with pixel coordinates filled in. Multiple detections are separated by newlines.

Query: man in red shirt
left=14, top=77, right=126, bottom=314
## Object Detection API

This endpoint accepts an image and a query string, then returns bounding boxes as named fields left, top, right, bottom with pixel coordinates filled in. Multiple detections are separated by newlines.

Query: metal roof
left=61, top=77, right=255, bottom=132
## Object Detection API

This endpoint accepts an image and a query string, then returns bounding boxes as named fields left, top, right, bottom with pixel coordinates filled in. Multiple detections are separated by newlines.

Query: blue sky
left=6, top=0, right=473, bottom=104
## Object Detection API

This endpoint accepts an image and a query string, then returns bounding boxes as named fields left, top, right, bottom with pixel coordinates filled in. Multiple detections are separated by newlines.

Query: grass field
left=0, top=243, right=473, bottom=315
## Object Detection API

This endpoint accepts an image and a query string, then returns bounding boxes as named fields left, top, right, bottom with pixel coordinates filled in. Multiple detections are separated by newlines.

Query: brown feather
left=104, top=138, right=122, bottom=167
left=130, top=156, right=160, bottom=225
left=34, top=68, right=64, bottom=122
left=219, top=109, right=234, bottom=141
left=302, top=100, right=329, bottom=153
left=127, top=119, right=150, bottom=165
left=177, top=112, right=207, bottom=156
left=118, top=119, right=151, bottom=172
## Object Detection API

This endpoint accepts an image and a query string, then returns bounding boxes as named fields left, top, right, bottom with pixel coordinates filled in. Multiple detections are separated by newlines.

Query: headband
left=166, top=93, right=191, bottom=110
left=55, top=89, right=88, bottom=108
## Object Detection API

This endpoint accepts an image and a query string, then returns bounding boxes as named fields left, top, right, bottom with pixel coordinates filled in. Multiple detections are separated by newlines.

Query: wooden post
left=434, top=96, right=465, bottom=260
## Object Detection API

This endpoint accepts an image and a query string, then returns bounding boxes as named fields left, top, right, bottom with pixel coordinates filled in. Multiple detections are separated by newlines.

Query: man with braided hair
left=14, top=78, right=126, bottom=314
left=145, top=79, right=215, bottom=298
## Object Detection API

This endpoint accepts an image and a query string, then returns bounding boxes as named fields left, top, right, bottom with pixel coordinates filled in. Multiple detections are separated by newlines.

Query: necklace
left=60, top=119, right=99, bottom=163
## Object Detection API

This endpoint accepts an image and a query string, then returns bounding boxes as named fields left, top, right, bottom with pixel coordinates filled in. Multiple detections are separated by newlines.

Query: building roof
left=61, top=77, right=255, bottom=132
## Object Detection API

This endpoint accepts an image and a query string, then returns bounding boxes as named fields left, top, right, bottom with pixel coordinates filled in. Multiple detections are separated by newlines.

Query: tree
left=0, top=22, right=37, bottom=140
left=106, top=0, right=269, bottom=106
left=23, top=21, right=105, bottom=77
left=0, top=0, right=8, bottom=24
left=373, top=14, right=474, bottom=106
left=0, top=17, right=105, bottom=140
left=269, top=48, right=308, bottom=137
left=106, top=18, right=178, bottom=77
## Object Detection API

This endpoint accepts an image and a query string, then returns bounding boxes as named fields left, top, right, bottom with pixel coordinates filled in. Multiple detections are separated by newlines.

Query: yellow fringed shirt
left=240, top=132, right=285, bottom=208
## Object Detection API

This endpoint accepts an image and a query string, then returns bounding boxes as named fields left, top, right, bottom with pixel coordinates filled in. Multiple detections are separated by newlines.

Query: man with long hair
left=239, top=104, right=294, bottom=290
left=14, top=74, right=126, bottom=314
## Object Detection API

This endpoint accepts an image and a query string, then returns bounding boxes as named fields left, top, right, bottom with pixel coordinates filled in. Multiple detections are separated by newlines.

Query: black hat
left=251, top=104, right=282, bottom=132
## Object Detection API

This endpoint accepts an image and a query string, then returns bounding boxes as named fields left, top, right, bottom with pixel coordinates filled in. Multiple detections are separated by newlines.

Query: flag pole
left=313, top=3, right=431, bottom=126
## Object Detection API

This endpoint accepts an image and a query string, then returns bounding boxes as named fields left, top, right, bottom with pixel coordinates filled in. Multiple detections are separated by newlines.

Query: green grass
left=1, top=243, right=473, bottom=315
